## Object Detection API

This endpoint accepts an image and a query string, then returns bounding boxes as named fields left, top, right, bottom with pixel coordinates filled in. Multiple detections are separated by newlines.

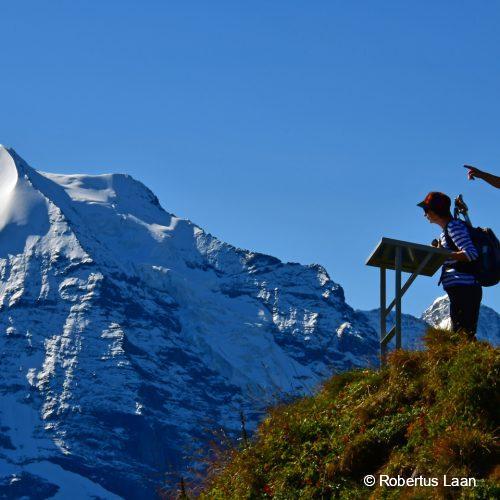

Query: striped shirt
left=439, top=219, right=478, bottom=288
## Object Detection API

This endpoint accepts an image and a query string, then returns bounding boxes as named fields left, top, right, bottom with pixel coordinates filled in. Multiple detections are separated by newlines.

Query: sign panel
left=366, top=237, right=451, bottom=276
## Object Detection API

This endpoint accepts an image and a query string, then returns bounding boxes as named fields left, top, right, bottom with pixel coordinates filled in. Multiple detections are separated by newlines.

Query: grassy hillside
left=197, top=329, right=499, bottom=499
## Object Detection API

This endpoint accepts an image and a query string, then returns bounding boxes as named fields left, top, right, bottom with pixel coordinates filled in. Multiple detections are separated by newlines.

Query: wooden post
left=380, top=266, right=386, bottom=366
left=395, top=246, right=402, bottom=349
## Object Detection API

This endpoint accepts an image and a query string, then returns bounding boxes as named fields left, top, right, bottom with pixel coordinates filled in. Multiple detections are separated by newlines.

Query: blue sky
left=1, top=1, right=498, bottom=315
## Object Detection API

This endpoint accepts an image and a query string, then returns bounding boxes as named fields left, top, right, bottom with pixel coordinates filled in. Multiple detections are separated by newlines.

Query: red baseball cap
left=417, top=192, right=451, bottom=214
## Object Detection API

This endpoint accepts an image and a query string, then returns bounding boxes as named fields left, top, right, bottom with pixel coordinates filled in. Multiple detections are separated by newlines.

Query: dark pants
left=446, top=285, right=482, bottom=339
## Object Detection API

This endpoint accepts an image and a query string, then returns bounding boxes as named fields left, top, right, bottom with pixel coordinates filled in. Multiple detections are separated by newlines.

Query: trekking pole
left=454, top=194, right=472, bottom=226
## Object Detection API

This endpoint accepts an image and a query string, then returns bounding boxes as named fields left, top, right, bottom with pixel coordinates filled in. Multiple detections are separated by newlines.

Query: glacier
left=0, top=145, right=497, bottom=498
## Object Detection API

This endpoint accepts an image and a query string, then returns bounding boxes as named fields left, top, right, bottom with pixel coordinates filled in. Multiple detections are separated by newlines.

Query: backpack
left=444, top=221, right=500, bottom=287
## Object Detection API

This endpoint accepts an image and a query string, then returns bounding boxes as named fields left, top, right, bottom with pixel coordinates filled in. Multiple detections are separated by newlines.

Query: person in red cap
left=418, top=192, right=482, bottom=338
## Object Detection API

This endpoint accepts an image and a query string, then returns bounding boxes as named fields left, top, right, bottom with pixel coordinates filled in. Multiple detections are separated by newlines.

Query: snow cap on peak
left=0, top=146, right=54, bottom=256
left=0, top=145, right=20, bottom=200
left=0, top=145, right=35, bottom=178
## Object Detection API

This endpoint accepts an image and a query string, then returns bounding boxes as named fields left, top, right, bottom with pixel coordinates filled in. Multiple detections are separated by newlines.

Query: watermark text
left=363, top=474, right=477, bottom=488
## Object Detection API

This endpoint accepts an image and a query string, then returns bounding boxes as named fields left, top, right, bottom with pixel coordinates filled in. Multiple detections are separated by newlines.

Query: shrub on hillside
left=174, top=329, right=500, bottom=499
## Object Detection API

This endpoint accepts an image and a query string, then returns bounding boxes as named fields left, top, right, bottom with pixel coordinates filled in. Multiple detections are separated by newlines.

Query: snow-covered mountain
left=0, top=146, right=380, bottom=498
left=359, top=296, right=499, bottom=350
left=422, top=295, right=500, bottom=344
left=0, top=146, right=497, bottom=498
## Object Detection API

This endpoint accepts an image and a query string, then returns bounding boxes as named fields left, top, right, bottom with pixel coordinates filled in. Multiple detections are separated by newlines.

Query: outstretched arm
left=464, top=165, right=500, bottom=189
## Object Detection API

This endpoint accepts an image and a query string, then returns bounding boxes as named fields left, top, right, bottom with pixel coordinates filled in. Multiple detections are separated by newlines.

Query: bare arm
left=433, top=241, right=473, bottom=261
left=450, top=250, right=471, bottom=262
left=464, top=165, right=500, bottom=189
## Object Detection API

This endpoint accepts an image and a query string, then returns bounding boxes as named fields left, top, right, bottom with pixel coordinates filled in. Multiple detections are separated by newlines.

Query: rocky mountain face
left=0, top=146, right=497, bottom=498
left=0, top=146, right=379, bottom=498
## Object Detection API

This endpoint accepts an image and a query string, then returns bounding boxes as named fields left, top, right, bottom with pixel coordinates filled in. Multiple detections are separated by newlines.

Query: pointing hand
left=464, top=164, right=484, bottom=181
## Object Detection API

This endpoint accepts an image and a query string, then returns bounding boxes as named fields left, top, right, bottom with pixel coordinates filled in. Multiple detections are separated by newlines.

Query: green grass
left=197, top=329, right=499, bottom=499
